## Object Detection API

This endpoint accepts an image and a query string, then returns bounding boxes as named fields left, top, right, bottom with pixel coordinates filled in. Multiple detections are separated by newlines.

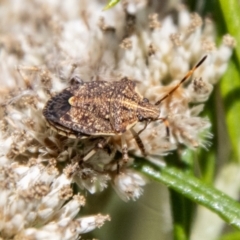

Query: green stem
left=170, top=190, right=193, bottom=240
left=135, top=161, right=240, bottom=230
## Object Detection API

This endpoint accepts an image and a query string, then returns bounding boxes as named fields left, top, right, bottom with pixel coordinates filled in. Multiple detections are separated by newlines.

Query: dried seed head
left=149, top=13, right=161, bottom=30
left=98, top=17, right=115, bottom=32
left=59, top=185, right=73, bottom=200
left=170, top=33, right=182, bottom=47
left=120, top=38, right=133, bottom=50
left=201, top=38, right=216, bottom=52
left=188, top=13, right=203, bottom=33
left=148, top=43, right=157, bottom=56
left=223, top=34, right=236, bottom=47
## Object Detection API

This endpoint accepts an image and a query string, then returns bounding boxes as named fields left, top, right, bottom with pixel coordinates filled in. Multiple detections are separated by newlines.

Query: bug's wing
left=70, top=81, right=112, bottom=106
left=43, top=88, right=73, bottom=124
left=109, top=79, right=140, bottom=133
left=109, top=101, right=138, bottom=133
left=43, top=87, right=115, bottom=137
left=58, top=107, right=116, bottom=136
left=69, top=81, right=114, bottom=122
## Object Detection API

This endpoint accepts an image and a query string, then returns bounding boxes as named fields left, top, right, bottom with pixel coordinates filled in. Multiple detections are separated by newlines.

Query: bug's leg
left=121, top=135, right=129, bottom=163
left=130, top=128, right=146, bottom=156
left=129, top=120, right=150, bottom=157
left=82, top=137, right=110, bottom=162
left=116, top=135, right=129, bottom=173
left=137, top=120, right=149, bottom=135
left=159, top=117, right=170, bottom=137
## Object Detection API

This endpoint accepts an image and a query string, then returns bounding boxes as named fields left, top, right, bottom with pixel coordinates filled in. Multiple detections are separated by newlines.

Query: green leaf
left=220, top=60, right=240, bottom=161
left=215, top=0, right=240, bottom=162
left=135, top=160, right=240, bottom=230
left=103, top=0, right=120, bottom=11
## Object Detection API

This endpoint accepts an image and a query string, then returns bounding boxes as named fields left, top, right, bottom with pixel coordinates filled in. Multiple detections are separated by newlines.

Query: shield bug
left=43, top=55, right=207, bottom=162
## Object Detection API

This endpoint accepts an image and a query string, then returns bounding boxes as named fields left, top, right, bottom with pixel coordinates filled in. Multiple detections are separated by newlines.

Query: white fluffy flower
left=113, top=169, right=147, bottom=201
left=0, top=0, right=235, bottom=238
left=0, top=161, right=110, bottom=239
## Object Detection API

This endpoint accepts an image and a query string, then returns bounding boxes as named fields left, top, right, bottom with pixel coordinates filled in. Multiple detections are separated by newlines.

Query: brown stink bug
left=43, top=55, right=207, bottom=163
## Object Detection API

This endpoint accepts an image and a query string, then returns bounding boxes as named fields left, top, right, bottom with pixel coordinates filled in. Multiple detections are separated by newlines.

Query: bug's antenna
left=155, top=55, right=207, bottom=106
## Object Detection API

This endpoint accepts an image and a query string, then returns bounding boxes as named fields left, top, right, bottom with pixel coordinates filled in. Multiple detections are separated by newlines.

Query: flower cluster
left=0, top=0, right=235, bottom=238
left=0, top=159, right=110, bottom=239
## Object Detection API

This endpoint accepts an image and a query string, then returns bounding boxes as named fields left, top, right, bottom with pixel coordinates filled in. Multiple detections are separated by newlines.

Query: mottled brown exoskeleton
left=43, top=56, right=207, bottom=163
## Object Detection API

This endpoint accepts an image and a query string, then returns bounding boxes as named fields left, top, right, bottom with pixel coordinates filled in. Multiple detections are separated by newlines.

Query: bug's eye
left=143, top=98, right=149, bottom=103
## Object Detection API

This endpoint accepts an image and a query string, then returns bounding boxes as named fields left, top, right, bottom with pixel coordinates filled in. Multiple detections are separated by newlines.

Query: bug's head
left=137, top=98, right=160, bottom=122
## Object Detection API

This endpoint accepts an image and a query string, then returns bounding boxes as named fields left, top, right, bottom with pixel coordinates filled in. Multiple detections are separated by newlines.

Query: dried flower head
left=0, top=161, right=110, bottom=239
left=0, top=0, right=235, bottom=238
